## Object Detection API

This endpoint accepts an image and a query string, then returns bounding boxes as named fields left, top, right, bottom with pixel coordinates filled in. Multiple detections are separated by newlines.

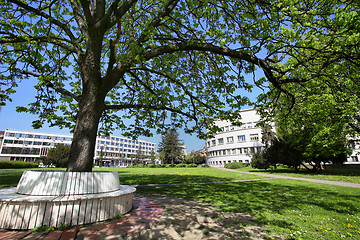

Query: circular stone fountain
left=0, top=170, right=136, bottom=230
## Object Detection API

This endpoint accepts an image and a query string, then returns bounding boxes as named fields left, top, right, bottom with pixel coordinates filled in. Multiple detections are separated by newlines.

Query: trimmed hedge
left=127, top=163, right=199, bottom=168
left=224, top=162, right=250, bottom=169
left=0, top=161, right=38, bottom=169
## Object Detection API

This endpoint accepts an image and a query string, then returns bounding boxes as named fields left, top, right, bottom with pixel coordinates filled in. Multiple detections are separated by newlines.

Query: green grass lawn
left=95, top=167, right=268, bottom=185
left=232, top=165, right=360, bottom=184
left=1, top=167, right=359, bottom=239
left=138, top=178, right=360, bottom=240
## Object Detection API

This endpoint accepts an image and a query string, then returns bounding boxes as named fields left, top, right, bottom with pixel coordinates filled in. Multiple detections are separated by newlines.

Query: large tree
left=1, top=0, right=358, bottom=171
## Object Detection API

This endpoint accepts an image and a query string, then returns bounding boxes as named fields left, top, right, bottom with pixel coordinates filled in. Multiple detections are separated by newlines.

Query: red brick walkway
left=0, top=197, right=163, bottom=240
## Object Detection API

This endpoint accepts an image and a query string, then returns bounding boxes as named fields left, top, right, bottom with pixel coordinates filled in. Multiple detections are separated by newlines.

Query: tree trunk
left=66, top=92, right=104, bottom=172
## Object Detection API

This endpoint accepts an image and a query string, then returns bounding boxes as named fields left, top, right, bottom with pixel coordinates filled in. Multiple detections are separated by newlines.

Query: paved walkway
left=219, top=167, right=360, bottom=188
left=0, top=197, right=164, bottom=240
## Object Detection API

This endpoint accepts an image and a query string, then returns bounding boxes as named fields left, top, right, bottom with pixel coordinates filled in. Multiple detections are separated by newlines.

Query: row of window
left=207, top=134, right=259, bottom=147
left=208, top=147, right=262, bottom=157
left=208, top=159, right=250, bottom=165
left=219, top=122, right=258, bottom=133
left=97, top=136, right=155, bottom=147
left=97, top=141, right=154, bottom=150
left=1, top=147, right=41, bottom=155
left=5, top=132, right=72, bottom=141
left=96, top=145, right=154, bottom=152
left=3, top=139, right=71, bottom=146
left=5, top=132, right=155, bottom=147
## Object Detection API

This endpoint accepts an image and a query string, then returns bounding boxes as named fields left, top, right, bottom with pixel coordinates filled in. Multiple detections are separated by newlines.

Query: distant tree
left=45, top=144, right=71, bottom=168
left=158, top=130, right=183, bottom=165
left=149, top=150, right=157, bottom=165
left=134, top=145, right=145, bottom=164
left=184, top=151, right=206, bottom=165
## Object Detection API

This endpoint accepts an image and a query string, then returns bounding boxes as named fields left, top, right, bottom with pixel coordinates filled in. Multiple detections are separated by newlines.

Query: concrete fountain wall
left=0, top=170, right=136, bottom=230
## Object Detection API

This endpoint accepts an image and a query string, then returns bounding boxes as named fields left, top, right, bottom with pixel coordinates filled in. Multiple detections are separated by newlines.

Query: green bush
left=175, top=163, right=188, bottom=168
left=187, top=163, right=198, bottom=168
left=251, top=152, right=270, bottom=170
left=0, top=161, right=38, bottom=169
left=201, top=164, right=211, bottom=167
left=224, top=162, right=249, bottom=169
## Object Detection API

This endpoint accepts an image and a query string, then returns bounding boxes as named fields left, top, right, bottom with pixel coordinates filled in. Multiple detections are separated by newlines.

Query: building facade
left=206, top=108, right=360, bottom=167
left=0, top=129, right=156, bottom=166
left=206, top=109, right=265, bottom=167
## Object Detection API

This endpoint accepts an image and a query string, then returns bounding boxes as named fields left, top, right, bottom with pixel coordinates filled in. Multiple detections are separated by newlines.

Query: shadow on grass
left=137, top=179, right=360, bottom=235
left=117, top=172, right=245, bottom=185
left=248, top=166, right=360, bottom=177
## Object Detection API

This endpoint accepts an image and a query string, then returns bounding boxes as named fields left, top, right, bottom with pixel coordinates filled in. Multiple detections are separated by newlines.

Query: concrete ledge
left=16, top=171, right=121, bottom=196
left=0, top=171, right=136, bottom=230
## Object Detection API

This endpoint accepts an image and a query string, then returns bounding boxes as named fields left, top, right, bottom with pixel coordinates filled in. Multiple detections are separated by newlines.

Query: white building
left=206, top=109, right=265, bottom=167
left=206, top=108, right=360, bottom=167
left=0, top=129, right=156, bottom=167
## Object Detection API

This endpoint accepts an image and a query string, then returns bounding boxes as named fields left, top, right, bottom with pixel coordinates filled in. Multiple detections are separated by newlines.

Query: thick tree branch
left=0, top=34, right=75, bottom=53
left=70, top=0, right=91, bottom=39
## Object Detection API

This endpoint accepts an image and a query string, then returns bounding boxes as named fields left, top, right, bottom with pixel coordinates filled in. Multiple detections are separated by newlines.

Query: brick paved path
left=0, top=197, right=164, bottom=240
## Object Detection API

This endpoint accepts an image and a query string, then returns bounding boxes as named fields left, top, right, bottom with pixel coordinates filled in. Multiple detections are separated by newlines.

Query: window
left=218, top=138, right=224, bottom=145
left=238, top=135, right=246, bottom=142
left=24, top=141, right=32, bottom=145
left=34, top=135, right=42, bottom=139
left=212, top=140, right=216, bottom=146
left=4, top=139, right=13, bottom=144
left=250, top=134, right=259, bottom=141
left=15, top=133, right=24, bottom=138
left=207, top=141, right=211, bottom=147
left=26, top=134, right=33, bottom=138
left=227, top=136, right=234, bottom=143
left=351, top=156, right=359, bottom=162
left=5, top=132, right=15, bottom=137
left=237, top=148, right=242, bottom=154
left=224, top=126, right=229, bottom=132
left=232, top=149, right=236, bottom=155
left=247, top=123, right=252, bottom=128
left=243, top=148, right=248, bottom=154
left=230, top=126, right=235, bottom=131
left=14, top=140, right=23, bottom=144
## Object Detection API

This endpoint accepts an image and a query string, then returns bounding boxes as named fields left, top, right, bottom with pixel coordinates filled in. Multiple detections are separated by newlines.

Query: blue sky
left=0, top=75, right=263, bottom=153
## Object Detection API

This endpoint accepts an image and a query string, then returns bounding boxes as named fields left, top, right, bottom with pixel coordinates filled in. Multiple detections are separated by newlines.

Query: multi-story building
left=206, top=109, right=265, bottom=167
left=206, top=108, right=360, bottom=167
left=0, top=129, right=156, bottom=167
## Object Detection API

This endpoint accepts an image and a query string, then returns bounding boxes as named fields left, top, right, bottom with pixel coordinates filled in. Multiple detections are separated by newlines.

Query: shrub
left=175, top=163, right=188, bottom=168
left=251, top=152, right=270, bottom=170
left=187, top=163, right=198, bottom=168
left=224, top=162, right=249, bottom=169
left=201, top=164, right=211, bottom=167
left=0, top=161, right=38, bottom=169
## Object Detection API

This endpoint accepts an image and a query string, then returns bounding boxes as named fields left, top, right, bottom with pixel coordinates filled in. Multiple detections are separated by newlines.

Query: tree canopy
left=0, top=0, right=358, bottom=171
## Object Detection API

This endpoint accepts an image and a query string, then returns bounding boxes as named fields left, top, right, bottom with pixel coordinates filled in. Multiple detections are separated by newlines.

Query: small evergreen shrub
left=187, top=163, right=198, bottom=168
left=224, top=162, right=249, bottom=169
left=251, top=152, right=270, bottom=170
left=175, top=163, right=188, bottom=168
left=0, top=161, right=38, bottom=169
left=201, top=164, right=211, bottom=167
